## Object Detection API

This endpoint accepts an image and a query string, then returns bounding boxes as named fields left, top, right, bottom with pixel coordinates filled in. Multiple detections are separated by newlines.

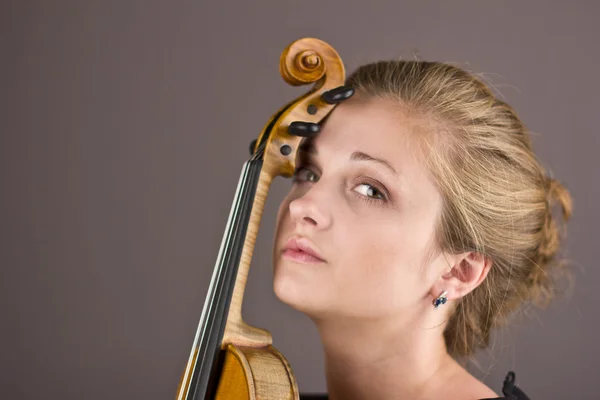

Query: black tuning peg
left=288, top=121, right=320, bottom=137
left=321, top=85, right=355, bottom=104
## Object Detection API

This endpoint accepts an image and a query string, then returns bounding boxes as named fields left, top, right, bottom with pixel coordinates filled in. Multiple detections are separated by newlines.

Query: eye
left=354, top=183, right=385, bottom=200
left=292, top=166, right=319, bottom=183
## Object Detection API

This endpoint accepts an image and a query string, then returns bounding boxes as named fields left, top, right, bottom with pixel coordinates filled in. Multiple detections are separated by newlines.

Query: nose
left=288, top=186, right=332, bottom=230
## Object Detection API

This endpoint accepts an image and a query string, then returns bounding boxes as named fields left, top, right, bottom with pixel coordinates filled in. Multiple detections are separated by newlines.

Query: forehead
left=311, top=96, right=427, bottom=170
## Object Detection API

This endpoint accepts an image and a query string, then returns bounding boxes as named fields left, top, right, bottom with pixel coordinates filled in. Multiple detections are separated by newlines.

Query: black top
left=300, top=371, right=530, bottom=400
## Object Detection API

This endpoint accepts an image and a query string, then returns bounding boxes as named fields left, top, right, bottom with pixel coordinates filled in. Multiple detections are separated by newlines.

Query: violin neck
left=177, top=156, right=265, bottom=400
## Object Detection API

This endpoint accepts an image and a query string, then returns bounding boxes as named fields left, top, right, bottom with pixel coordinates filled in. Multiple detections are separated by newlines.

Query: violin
left=175, top=38, right=354, bottom=399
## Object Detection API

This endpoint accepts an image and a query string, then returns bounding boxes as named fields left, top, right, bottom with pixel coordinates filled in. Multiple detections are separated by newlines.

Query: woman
left=272, top=61, right=572, bottom=399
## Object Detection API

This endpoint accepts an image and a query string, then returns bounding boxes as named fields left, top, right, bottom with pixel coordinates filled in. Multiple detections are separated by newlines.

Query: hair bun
left=528, top=177, right=573, bottom=306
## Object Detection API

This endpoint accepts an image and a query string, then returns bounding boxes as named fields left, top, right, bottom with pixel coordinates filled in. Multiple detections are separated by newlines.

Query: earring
left=433, top=290, right=448, bottom=309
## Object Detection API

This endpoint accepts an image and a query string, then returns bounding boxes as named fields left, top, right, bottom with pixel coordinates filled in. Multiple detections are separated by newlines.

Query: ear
left=432, top=252, right=492, bottom=302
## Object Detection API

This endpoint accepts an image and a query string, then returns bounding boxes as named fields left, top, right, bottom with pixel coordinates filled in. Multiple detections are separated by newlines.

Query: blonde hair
left=346, top=61, right=573, bottom=358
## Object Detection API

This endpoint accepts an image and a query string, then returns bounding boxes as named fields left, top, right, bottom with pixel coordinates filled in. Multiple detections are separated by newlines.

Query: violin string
left=201, top=159, right=251, bottom=363
left=181, top=137, right=272, bottom=398
left=201, top=158, right=260, bottom=396
left=180, top=160, right=251, bottom=399
left=251, top=140, right=266, bottom=161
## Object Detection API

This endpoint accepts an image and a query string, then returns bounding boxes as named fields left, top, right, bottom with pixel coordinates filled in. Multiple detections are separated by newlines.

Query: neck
left=313, top=308, right=458, bottom=400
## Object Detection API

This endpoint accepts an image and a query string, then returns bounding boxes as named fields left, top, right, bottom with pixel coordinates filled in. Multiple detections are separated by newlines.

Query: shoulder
left=438, top=361, right=499, bottom=400
left=453, top=372, right=500, bottom=400
left=470, top=371, right=531, bottom=400
left=300, top=371, right=529, bottom=400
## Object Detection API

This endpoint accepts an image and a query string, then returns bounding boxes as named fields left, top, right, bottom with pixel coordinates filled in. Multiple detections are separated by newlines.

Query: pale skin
left=272, top=95, right=498, bottom=400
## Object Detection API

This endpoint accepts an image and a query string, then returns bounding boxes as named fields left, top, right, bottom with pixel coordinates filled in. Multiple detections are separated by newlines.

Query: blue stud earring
left=433, top=290, right=448, bottom=309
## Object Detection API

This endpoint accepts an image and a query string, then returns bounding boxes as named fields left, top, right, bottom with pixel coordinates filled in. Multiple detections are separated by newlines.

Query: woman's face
left=272, top=96, right=447, bottom=320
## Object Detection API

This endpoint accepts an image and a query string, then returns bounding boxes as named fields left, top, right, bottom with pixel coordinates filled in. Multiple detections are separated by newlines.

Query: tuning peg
left=321, top=85, right=355, bottom=104
left=288, top=121, right=320, bottom=137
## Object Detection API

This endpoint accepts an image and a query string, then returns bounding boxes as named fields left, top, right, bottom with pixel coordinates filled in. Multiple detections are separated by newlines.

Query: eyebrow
left=298, top=140, right=399, bottom=177
left=350, top=151, right=399, bottom=176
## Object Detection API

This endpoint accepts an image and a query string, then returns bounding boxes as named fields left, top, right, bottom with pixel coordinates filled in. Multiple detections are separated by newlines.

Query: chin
left=272, top=259, right=325, bottom=315
left=273, top=262, right=304, bottom=307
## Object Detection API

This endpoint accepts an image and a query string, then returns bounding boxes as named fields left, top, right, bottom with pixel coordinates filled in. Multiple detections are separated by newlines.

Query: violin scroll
left=256, top=38, right=351, bottom=180
left=280, top=43, right=327, bottom=86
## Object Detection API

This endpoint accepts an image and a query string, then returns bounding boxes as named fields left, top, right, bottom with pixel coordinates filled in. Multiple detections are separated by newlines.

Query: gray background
left=2, top=1, right=598, bottom=399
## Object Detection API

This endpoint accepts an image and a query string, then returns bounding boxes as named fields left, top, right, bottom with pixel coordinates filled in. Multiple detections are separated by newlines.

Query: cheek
left=336, top=223, right=429, bottom=314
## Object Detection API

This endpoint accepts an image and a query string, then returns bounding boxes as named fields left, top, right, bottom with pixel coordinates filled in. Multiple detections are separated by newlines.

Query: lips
left=282, top=236, right=326, bottom=263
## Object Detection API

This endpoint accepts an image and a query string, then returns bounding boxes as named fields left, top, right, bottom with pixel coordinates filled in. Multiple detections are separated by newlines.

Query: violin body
left=175, top=38, right=351, bottom=400
left=214, top=344, right=297, bottom=399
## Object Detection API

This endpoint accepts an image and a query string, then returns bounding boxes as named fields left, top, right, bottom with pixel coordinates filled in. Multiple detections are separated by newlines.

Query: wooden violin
left=175, top=38, right=353, bottom=400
